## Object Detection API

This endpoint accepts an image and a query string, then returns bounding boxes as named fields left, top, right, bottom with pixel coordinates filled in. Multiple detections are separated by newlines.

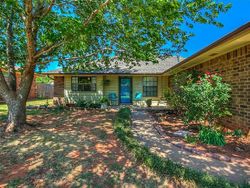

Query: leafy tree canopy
left=0, top=0, right=231, bottom=72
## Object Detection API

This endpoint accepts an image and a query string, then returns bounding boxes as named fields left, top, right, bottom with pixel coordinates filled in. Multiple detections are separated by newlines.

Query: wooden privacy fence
left=37, top=83, right=54, bottom=99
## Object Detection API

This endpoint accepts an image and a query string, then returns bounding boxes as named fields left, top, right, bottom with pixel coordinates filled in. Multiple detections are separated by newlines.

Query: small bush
left=100, top=97, right=110, bottom=104
left=53, top=105, right=65, bottom=112
left=146, top=99, right=152, bottom=107
left=199, top=126, right=226, bottom=146
left=88, top=102, right=101, bottom=108
left=164, top=89, right=179, bottom=109
left=76, top=99, right=88, bottom=108
left=184, top=135, right=198, bottom=144
left=232, top=129, right=243, bottom=137
left=75, top=99, right=101, bottom=108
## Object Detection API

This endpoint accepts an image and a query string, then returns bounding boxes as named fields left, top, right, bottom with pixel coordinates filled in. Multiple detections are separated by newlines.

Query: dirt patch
left=149, top=110, right=250, bottom=163
left=0, top=109, right=192, bottom=187
left=0, top=154, right=44, bottom=187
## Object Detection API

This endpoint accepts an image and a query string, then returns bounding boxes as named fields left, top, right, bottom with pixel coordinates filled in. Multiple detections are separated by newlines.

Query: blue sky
left=46, top=0, right=250, bottom=71
left=180, top=0, right=250, bottom=58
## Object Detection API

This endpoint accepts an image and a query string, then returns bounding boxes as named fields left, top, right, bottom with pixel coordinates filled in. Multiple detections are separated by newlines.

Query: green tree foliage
left=0, top=1, right=231, bottom=70
left=36, top=76, right=53, bottom=84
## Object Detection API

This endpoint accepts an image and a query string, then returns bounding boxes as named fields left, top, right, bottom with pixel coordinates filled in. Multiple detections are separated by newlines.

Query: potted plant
left=146, top=99, right=152, bottom=107
left=100, top=97, right=109, bottom=109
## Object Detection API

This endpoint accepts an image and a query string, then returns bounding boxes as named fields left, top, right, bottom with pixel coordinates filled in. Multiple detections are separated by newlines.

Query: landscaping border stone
left=153, top=117, right=242, bottom=163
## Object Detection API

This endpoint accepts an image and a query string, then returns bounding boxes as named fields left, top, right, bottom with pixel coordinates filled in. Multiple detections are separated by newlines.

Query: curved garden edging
left=153, top=123, right=242, bottom=163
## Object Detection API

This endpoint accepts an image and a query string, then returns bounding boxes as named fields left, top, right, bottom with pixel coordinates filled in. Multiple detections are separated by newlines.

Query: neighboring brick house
left=0, top=70, right=37, bottom=101
left=46, top=22, right=250, bottom=132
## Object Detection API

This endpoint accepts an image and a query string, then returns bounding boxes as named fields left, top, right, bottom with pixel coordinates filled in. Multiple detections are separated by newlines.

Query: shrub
left=168, top=71, right=231, bottom=126
left=100, top=97, right=110, bottom=104
left=75, top=99, right=88, bottom=108
left=164, top=89, right=181, bottom=110
left=184, top=135, right=198, bottom=144
left=75, top=99, right=101, bottom=108
left=232, top=129, right=243, bottom=137
left=146, top=99, right=152, bottom=107
left=199, top=126, right=226, bottom=146
left=88, top=102, right=101, bottom=108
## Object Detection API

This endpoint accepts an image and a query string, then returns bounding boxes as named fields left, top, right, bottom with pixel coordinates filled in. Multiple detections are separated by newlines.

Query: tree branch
left=34, top=41, right=64, bottom=60
left=17, top=0, right=36, bottom=102
left=41, top=0, right=55, bottom=17
left=83, top=0, right=111, bottom=27
left=6, top=8, right=17, bottom=91
left=33, top=0, right=55, bottom=19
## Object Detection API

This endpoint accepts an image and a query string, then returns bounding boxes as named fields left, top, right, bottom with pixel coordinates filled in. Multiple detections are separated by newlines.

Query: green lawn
left=0, top=99, right=53, bottom=121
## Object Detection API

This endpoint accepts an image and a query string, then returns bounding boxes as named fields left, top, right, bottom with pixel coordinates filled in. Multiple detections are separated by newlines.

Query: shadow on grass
left=0, top=109, right=185, bottom=187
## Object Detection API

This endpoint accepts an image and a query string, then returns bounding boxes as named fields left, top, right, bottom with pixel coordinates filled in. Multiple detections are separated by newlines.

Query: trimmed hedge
left=114, top=108, right=248, bottom=188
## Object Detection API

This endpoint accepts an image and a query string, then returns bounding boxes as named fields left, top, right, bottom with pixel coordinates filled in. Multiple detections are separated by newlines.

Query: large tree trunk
left=4, top=67, right=34, bottom=133
left=3, top=0, right=37, bottom=133
left=1, top=1, right=60, bottom=133
left=5, top=99, right=26, bottom=133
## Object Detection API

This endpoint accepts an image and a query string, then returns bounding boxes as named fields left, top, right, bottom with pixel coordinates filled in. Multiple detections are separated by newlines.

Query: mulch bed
left=149, top=110, right=250, bottom=163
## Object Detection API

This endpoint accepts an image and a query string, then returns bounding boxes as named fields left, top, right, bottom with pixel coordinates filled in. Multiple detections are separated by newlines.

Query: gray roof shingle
left=45, top=56, right=182, bottom=75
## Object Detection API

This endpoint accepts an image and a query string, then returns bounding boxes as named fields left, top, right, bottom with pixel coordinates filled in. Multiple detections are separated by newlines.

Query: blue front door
left=119, top=77, right=132, bottom=104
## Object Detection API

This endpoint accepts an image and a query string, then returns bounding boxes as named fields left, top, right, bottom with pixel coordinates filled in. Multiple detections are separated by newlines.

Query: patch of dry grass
left=0, top=110, right=194, bottom=187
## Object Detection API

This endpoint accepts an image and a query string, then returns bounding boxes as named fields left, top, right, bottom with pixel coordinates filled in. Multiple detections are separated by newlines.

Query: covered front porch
left=54, top=74, right=169, bottom=107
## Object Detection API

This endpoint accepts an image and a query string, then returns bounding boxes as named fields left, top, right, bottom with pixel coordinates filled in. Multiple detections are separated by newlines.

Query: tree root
left=4, top=121, right=38, bottom=133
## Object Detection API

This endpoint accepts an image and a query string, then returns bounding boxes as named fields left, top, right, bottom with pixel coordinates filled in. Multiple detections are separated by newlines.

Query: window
left=143, top=77, right=158, bottom=97
left=71, top=76, right=96, bottom=91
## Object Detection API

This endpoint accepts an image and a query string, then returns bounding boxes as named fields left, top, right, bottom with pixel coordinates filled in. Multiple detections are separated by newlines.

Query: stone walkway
left=131, top=110, right=250, bottom=184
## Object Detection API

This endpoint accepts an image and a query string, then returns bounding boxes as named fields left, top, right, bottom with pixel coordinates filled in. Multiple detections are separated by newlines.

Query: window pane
left=79, top=77, right=88, bottom=83
left=143, top=77, right=158, bottom=97
left=83, top=84, right=90, bottom=91
left=72, top=83, right=78, bottom=91
left=72, top=76, right=97, bottom=92
left=92, top=77, right=96, bottom=83
left=72, top=77, right=78, bottom=84
left=78, top=84, right=84, bottom=91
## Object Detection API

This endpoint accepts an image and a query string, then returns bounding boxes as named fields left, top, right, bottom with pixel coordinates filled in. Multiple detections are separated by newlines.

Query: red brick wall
left=53, top=76, right=65, bottom=105
left=169, top=44, right=250, bottom=132
left=0, top=73, right=37, bottom=101
left=28, top=75, right=37, bottom=98
left=54, top=76, right=64, bottom=97
left=16, top=74, right=37, bottom=99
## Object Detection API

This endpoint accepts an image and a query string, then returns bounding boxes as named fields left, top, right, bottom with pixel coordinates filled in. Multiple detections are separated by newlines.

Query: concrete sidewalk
left=131, top=110, right=250, bottom=184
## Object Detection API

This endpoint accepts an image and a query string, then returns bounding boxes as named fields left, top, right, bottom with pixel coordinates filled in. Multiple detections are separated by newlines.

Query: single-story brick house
left=46, top=22, right=250, bottom=131
left=46, top=56, right=180, bottom=106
